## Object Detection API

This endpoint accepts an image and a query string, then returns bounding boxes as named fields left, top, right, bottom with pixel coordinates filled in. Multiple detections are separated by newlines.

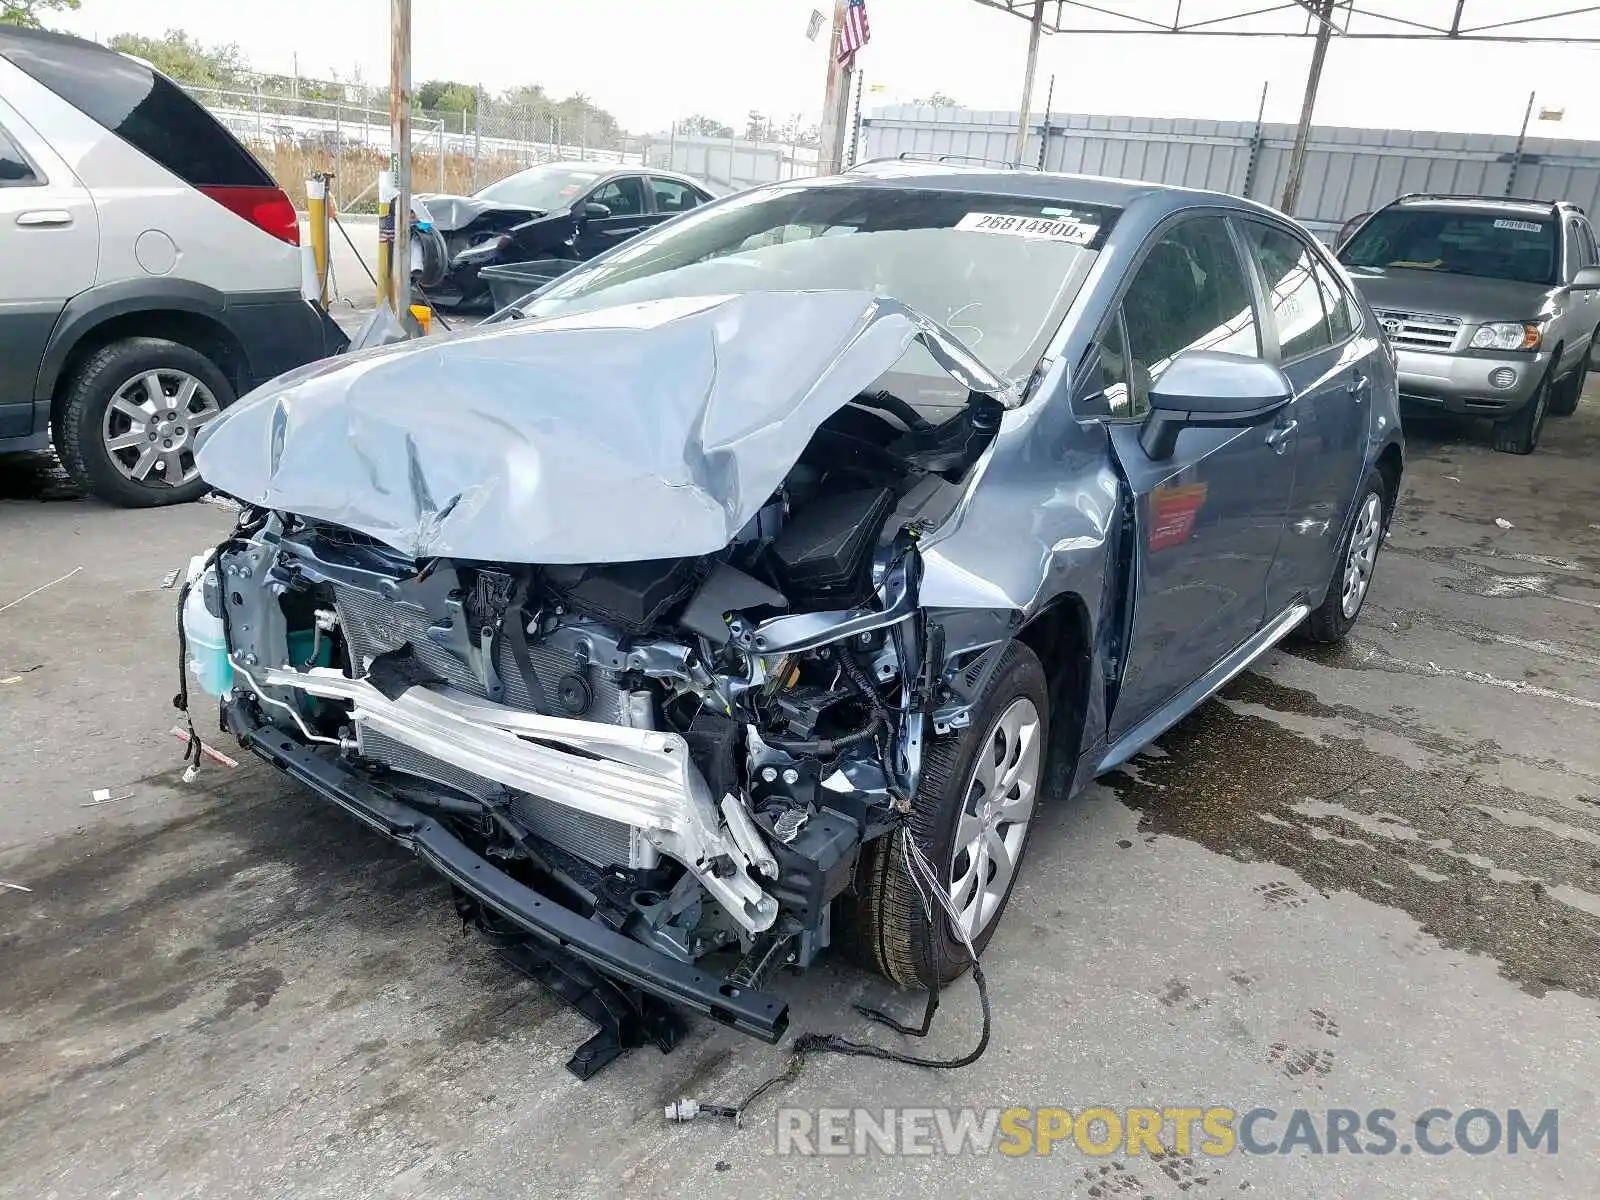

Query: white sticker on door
left=1493, top=218, right=1542, bottom=233
left=956, top=212, right=1100, bottom=244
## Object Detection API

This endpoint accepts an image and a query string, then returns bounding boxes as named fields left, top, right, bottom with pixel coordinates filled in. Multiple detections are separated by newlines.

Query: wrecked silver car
left=176, top=169, right=1402, bottom=1076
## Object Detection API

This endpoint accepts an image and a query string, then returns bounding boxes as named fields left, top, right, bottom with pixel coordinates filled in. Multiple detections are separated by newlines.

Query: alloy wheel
left=1340, top=492, right=1383, bottom=619
left=949, top=696, right=1043, bottom=938
left=100, top=369, right=223, bottom=488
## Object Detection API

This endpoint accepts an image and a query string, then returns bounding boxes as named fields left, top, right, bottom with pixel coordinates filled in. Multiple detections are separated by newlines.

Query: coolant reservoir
left=181, top=554, right=233, bottom=697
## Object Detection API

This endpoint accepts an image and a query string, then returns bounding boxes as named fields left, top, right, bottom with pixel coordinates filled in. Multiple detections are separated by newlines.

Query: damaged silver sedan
left=176, top=168, right=1402, bottom=1074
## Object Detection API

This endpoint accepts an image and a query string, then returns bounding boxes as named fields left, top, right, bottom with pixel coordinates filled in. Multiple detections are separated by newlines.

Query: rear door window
left=650, top=177, right=704, bottom=215
left=0, top=121, right=40, bottom=186
left=1580, top=220, right=1599, bottom=269
left=0, top=34, right=272, bottom=187
left=1238, top=220, right=1333, bottom=362
left=1311, top=258, right=1356, bottom=342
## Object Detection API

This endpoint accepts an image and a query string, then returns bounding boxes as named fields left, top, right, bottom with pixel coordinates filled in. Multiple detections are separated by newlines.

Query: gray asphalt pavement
left=2, top=391, right=1598, bottom=1198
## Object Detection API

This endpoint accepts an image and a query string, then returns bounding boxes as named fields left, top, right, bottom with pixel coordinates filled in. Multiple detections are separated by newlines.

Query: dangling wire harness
left=665, top=821, right=992, bottom=1127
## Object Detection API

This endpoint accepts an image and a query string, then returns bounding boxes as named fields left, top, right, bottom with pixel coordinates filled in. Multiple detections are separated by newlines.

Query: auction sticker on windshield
left=957, top=212, right=1099, bottom=245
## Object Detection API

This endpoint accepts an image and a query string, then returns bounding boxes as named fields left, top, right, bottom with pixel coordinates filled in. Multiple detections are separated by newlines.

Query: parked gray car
left=1337, top=193, right=1600, bottom=453
left=174, top=164, right=1403, bottom=1072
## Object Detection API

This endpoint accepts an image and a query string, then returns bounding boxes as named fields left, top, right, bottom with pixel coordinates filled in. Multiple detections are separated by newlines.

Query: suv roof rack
left=846, top=152, right=1039, bottom=173
left=1394, top=192, right=1585, bottom=217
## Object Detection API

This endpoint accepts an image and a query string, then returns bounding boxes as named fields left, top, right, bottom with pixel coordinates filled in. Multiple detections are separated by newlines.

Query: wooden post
left=389, top=0, right=412, bottom=317
left=818, top=0, right=854, bottom=175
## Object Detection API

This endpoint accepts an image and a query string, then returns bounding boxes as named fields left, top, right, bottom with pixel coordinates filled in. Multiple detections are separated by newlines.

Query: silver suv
left=0, top=26, right=344, bottom=505
left=1337, top=194, right=1600, bottom=454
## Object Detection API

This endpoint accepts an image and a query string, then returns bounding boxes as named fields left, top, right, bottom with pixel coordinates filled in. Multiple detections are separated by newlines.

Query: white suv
left=0, top=26, right=345, bottom=506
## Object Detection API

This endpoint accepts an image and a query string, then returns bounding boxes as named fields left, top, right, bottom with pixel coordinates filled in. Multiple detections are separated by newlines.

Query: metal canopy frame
left=972, top=1, right=1600, bottom=41
left=977, top=1, right=1600, bottom=213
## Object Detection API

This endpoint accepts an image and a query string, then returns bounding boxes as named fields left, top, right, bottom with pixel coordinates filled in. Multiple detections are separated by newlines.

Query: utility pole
left=1279, top=0, right=1335, bottom=216
left=817, top=0, right=854, bottom=175
left=1014, top=0, right=1045, bottom=166
left=388, top=0, right=412, bottom=317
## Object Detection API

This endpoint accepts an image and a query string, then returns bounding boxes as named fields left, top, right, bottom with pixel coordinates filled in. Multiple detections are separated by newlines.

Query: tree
left=744, top=111, right=775, bottom=142
left=107, top=30, right=248, bottom=88
left=676, top=114, right=734, bottom=139
left=0, top=0, right=78, bottom=28
left=914, top=91, right=962, bottom=108
left=417, top=79, right=478, bottom=113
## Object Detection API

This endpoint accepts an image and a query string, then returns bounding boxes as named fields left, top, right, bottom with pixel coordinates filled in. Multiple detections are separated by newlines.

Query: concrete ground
left=2, top=389, right=1598, bottom=1198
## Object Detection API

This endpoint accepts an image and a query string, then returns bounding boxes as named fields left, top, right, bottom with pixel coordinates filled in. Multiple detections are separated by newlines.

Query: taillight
left=199, top=185, right=300, bottom=246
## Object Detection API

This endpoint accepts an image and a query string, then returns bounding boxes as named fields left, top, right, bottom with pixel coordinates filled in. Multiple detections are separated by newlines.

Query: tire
left=1549, top=336, right=1592, bottom=417
left=1302, top=467, right=1388, bottom=645
left=1493, top=363, right=1553, bottom=454
left=838, top=642, right=1050, bottom=988
left=54, top=337, right=236, bottom=508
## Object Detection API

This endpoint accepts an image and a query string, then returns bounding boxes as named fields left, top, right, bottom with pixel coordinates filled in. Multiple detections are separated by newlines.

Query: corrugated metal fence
left=862, top=106, right=1600, bottom=242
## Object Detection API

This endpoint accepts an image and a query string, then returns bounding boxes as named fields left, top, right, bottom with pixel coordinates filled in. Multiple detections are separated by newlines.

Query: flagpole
left=818, top=0, right=854, bottom=175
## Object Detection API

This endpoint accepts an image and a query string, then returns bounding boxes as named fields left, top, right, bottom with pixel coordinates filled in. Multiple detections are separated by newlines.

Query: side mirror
left=1139, top=351, right=1295, bottom=461
left=581, top=201, right=612, bottom=220
left=1572, top=265, right=1600, bottom=290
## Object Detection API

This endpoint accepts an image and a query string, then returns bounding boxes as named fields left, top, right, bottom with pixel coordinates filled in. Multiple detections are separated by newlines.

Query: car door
left=1235, top=218, right=1373, bottom=616
left=572, top=174, right=651, bottom=259
left=1089, top=213, right=1297, bottom=744
left=0, top=101, right=96, bottom=440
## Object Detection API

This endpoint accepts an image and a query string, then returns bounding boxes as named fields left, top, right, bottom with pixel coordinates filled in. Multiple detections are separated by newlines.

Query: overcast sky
left=52, top=0, right=1600, bottom=139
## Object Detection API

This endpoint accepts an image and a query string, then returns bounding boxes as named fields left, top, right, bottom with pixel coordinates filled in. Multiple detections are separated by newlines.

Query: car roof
left=510, top=160, right=704, bottom=187
left=824, top=159, right=1300, bottom=228
left=1389, top=195, right=1571, bottom=217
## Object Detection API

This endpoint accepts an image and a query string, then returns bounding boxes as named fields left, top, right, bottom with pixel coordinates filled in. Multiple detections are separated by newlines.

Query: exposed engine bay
left=192, top=387, right=1005, bottom=1012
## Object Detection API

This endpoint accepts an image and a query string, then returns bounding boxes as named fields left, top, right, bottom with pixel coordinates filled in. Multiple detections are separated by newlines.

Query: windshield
left=1339, top=207, right=1557, bottom=285
left=474, top=164, right=607, bottom=210
left=523, top=184, right=1115, bottom=390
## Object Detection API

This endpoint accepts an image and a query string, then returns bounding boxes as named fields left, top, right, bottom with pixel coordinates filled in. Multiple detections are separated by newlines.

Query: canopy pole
left=1279, top=0, right=1334, bottom=216
left=1014, top=0, right=1045, bottom=166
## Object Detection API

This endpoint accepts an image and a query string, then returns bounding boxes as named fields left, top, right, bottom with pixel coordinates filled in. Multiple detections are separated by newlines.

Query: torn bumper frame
left=224, top=697, right=791, bottom=1044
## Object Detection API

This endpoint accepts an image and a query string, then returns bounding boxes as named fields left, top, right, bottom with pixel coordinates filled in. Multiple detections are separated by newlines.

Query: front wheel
left=838, top=642, right=1049, bottom=988
left=1302, top=467, right=1388, bottom=646
left=1493, top=366, right=1552, bottom=454
left=1549, top=336, right=1592, bottom=417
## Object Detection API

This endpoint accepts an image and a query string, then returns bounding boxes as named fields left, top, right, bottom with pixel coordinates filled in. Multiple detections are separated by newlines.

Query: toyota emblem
left=1382, top=318, right=1403, bottom=337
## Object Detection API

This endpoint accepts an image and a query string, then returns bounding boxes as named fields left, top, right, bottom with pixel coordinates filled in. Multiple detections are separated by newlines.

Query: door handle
left=16, top=210, right=72, bottom=227
left=1266, top=419, right=1299, bottom=453
left=1348, top=372, right=1370, bottom=403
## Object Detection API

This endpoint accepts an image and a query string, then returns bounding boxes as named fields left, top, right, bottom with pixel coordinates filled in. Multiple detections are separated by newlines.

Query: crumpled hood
left=195, top=289, right=1013, bottom=563
left=414, top=193, right=538, bottom=233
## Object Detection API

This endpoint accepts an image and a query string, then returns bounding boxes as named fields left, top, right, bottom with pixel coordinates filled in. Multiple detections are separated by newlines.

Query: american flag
left=838, top=0, right=871, bottom=65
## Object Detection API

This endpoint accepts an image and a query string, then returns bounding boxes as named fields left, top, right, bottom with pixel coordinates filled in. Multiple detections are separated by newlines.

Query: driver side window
left=588, top=176, right=646, bottom=217
left=1083, top=215, right=1262, bottom=419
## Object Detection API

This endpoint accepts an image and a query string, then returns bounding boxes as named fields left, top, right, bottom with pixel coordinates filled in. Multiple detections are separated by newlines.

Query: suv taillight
left=199, top=185, right=300, bottom=246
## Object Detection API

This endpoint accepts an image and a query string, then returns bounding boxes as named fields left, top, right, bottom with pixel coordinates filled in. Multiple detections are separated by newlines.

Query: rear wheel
left=838, top=642, right=1049, bottom=987
left=1493, top=364, right=1553, bottom=454
left=1549, top=335, right=1592, bottom=417
left=1302, top=467, right=1388, bottom=646
left=54, top=337, right=235, bottom=507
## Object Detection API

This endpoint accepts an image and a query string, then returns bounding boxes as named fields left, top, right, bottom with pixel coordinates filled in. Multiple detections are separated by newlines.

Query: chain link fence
left=182, top=85, right=647, bottom=212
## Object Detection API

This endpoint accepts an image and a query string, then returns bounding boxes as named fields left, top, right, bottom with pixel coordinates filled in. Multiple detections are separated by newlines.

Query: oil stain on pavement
left=1104, top=667, right=1600, bottom=1002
